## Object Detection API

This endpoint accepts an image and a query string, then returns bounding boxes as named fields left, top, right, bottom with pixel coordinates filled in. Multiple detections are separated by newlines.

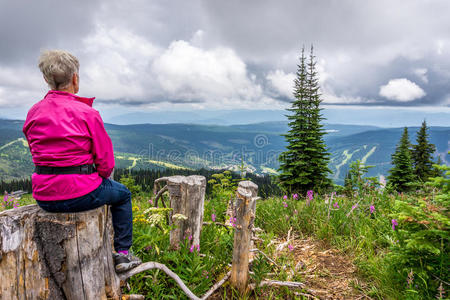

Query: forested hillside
left=0, top=119, right=448, bottom=184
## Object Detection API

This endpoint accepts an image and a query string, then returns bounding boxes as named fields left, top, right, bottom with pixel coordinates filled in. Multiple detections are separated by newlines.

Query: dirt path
left=211, top=236, right=371, bottom=299
left=289, top=237, right=371, bottom=299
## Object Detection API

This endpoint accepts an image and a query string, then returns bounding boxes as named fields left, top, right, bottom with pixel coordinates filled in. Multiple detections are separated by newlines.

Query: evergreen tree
left=412, top=120, right=436, bottom=182
left=431, top=155, right=445, bottom=177
left=278, top=46, right=331, bottom=194
left=388, top=127, right=415, bottom=192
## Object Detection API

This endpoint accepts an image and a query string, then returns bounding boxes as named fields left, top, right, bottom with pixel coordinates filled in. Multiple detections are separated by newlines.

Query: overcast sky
left=1, top=0, right=450, bottom=120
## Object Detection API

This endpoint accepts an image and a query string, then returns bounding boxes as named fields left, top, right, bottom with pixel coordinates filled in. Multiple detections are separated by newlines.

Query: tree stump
left=0, top=204, right=121, bottom=300
left=230, top=181, right=259, bottom=294
left=154, top=175, right=206, bottom=249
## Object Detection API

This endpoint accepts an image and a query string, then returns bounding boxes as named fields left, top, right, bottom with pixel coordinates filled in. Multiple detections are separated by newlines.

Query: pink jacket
left=23, top=90, right=115, bottom=201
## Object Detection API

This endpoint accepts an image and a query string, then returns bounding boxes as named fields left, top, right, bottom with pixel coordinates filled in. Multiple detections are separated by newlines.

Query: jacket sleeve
left=87, top=110, right=115, bottom=178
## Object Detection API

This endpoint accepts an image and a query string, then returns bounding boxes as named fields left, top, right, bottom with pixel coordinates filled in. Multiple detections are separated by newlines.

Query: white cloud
left=0, top=66, right=45, bottom=108
left=379, top=78, right=426, bottom=102
left=151, top=40, right=263, bottom=106
left=80, top=26, right=161, bottom=101
left=266, top=70, right=295, bottom=99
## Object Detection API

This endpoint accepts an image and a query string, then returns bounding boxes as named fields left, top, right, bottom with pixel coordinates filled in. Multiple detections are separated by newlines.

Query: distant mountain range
left=0, top=119, right=449, bottom=185
left=105, top=109, right=450, bottom=127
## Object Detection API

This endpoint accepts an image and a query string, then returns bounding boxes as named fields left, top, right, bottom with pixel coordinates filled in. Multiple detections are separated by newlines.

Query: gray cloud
left=0, top=0, right=449, bottom=111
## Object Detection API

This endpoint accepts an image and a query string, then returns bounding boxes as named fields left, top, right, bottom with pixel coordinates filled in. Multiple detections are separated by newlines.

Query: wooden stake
left=230, top=180, right=258, bottom=294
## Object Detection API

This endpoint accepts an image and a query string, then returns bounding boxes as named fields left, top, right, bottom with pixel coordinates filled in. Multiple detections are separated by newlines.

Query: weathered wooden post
left=0, top=204, right=121, bottom=300
left=230, top=180, right=259, bottom=294
left=153, top=175, right=206, bottom=249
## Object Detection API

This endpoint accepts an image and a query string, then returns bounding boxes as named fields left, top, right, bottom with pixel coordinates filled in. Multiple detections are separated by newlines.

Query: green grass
left=2, top=172, right=446, bottom=300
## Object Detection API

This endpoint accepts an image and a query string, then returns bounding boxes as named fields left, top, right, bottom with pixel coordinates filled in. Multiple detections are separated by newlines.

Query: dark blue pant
left=36, top=178, right=132, bottom=251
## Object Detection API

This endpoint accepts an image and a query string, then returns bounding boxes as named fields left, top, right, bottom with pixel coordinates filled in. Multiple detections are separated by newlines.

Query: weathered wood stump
left=230, top=181, right=259, bottom=294
left=0, top=204, right=121, bottom=300
left=153, top=175, right=206, bottom=249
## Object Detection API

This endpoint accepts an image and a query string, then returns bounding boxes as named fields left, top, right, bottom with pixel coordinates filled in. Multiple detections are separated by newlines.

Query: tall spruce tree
left=388, top=127, right=415, bottom=192
left=412, top=120, right=436, bottom=182
left=278, top=46, right=331, bottom=194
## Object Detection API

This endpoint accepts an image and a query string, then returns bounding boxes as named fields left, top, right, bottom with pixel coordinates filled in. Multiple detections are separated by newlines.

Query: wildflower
left=406, top=269, right=414, bottom=288
left=352, top=203, right=358, bottom=210
left=283, top=195, right=287, bottom=200
left=370, top=205, right=375, bottom=214
left=283, top=201, right=288, bottom=208
left=229, top=216, right=237, bottom=227
left=188, top=235, right=193, bottom=241
left=288, top=244, right=294, bottom=252
left=292, top=193, right=298, bottom=200
left=306, top=190, right=313, bottom=205
left=189, top=244, right=195, bottom=253
left=211, top=213, right=216, bottom=222
left=172, top=213, right=188, bottom=221
left=379, top=175, right=386, bottom=189
left=333, top=202, right=339, bottom=209
left=148, top=199, right=153, bottom=205
left=202, top=270, right=209, bottom=279
left=392, top=219, right=398, bottom=230
left=196, top=244, right=200, bottom=252
left=293, top=209, right=298, bottom=215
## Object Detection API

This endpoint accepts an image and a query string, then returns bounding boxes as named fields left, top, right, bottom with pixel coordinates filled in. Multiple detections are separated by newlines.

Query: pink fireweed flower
left=306, top=190, right=314, bottom=205
left=292, top=193, right=298, bottom=200
left=283, top=195, right=287, bottom=200
left=333, top=202, right=339, bottom=209
left=391, top=219, right=398, bottom=230
left=188, top=235, right=192, bottom=241
left=370, top=205, right=375, bottom=214
left=229, top=216, right=237, bottom=227
left=189, top=244, right=195, bottom=253
left=211, top=213, right=216, bottom=222
left=288, top=244, right=294, bottom=252
left=283, top=201, right=288, bottom=208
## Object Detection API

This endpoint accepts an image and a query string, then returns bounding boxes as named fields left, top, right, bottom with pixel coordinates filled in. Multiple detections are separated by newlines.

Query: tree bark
left=161, top=175, right=206, bottom=249
left=230, top=180, right=258, bottom=294
left=0, top=204, right=121, bottom=300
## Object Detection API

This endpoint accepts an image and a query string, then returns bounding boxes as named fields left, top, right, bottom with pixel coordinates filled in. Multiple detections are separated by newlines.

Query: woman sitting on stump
left=23, top=49, right=141, bottom=273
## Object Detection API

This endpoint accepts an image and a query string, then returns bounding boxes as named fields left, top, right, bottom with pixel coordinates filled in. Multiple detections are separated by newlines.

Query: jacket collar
left=45, top=90, right=95, bottom=107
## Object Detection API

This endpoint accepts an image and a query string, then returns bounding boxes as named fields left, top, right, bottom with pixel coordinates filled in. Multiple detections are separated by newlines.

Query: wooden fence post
left=230, top=180, right=258, bottom=294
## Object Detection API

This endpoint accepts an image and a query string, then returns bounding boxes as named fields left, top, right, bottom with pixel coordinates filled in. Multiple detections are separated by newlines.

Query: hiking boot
left=113, top=252, right=142, bottom=273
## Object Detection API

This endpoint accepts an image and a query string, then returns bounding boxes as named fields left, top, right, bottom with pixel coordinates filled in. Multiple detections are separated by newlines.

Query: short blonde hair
left=38, top=50, right=79, bottom=90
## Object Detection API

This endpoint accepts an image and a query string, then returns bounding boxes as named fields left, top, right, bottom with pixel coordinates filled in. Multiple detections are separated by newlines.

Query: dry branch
left=250, top=248, right=280, bottom=268
left=249, top=279, right=319, bottom=298
left=119, top=262, right=201, bottom=300
left=201, top=271, right=231, bottom=300
left=153, top=185, right=168, bottom=208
